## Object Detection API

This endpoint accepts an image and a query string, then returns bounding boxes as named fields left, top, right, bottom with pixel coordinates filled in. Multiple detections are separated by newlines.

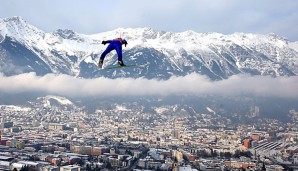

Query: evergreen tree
left=20, top=165, right=29, bottom=171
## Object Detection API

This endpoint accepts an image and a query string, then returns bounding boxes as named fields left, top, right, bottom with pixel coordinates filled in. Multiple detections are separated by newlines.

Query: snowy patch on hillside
left=0, top=105, right=31, bottom=112
left=37, top=95, right=74, bottom=108
left=154, top=107, right=169, bottom=114
left=206, top=107, right=215, bottom=114
left=116, top=105, right=128, bottom=111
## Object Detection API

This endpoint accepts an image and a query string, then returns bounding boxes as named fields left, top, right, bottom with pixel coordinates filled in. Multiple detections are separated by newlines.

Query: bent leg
left=100, top=45, right=114, bottom=60
left=115, top=45, right=123, bottom=61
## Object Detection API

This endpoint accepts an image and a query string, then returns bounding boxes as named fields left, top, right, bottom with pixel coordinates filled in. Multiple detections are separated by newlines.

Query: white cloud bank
left=0, top=72, right=298, bottom=98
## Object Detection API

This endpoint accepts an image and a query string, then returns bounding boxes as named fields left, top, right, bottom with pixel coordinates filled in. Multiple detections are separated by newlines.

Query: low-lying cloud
left=0, top=72, right=298, bottom=99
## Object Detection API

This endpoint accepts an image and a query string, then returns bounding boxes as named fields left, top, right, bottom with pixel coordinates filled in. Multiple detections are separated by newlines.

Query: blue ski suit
left=100, top=38, right=128, bottom=61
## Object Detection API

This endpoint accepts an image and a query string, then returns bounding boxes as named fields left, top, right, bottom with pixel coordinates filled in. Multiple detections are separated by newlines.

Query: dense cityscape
left=0, top=97, right=297, bottom=171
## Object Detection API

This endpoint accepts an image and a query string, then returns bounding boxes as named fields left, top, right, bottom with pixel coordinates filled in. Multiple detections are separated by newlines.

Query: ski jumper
left=100, top=38, right=127, bottom=61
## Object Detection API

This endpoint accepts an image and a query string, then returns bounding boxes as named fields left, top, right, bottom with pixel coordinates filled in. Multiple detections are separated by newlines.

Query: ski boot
left=98, top=59, right=104, bottom=68
left=118, top=60, right=126, bottom=67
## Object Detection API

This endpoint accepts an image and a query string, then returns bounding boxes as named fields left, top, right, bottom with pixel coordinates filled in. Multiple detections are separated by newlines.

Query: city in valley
left=0, top=96, right=297, bottom=171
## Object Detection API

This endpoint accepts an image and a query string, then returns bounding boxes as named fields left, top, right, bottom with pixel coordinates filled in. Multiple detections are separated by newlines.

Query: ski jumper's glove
left=102, top=41, right=107, bottom=45
left=122, top=39, right=128, bottom=47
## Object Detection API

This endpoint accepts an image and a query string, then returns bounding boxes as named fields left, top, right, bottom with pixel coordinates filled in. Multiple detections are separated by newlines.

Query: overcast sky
left=0, top=0, right=297, bottom=41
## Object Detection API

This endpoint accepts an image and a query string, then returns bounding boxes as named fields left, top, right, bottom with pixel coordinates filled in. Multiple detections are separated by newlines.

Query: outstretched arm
left=102, top=40, right=112, bottom=45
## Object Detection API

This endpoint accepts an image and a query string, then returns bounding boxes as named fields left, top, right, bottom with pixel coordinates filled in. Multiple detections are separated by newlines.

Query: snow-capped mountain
left=0, top=16, right=298, bottom=80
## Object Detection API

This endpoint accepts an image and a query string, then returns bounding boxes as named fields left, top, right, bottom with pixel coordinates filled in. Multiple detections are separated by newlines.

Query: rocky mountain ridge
left=0, top=16, right=297, bottom=80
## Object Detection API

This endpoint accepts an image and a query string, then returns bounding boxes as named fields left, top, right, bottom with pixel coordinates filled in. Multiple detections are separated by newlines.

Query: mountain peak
left=0, top=16, right=44, bottom=42
left=1, top=16, right=24, bottom=23
left=0, top=16, right=28, bottom=30
left=54, top=29, right=75, bottom=38
left=266, top=32, right=288, bottom=42
left=53, top=29, right=84, bottom=42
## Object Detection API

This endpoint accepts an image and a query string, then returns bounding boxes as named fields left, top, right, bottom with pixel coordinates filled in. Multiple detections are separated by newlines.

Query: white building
left=60, top=165, right=81, bottom=171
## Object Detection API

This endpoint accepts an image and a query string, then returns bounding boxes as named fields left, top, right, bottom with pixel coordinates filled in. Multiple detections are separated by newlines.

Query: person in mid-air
left=98, top=38, right=128, bottom=68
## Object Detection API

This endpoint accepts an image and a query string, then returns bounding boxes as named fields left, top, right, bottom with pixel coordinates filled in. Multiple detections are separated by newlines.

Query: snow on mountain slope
left=0, top=16, right=44, bottom=43
left=289, top=41, right=298, bottom=52
left=0, top=105, right=31, bottom=112
left=89, top=27, right=298, bottom=78
left=36, top=95, right=75, bottom=108
left=0, top=16, right=298, bottom=80
left=0, top=17, right=102, bottom=76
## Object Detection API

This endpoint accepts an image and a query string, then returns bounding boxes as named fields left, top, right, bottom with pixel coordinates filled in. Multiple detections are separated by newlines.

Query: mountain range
left=1, top=16, right=298, bottom=122
left=1, top=16, right=298, bottom=80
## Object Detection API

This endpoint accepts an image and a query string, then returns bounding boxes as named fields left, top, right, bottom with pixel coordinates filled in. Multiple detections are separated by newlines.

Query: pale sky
left=0, top=0, right=297, bottom=41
